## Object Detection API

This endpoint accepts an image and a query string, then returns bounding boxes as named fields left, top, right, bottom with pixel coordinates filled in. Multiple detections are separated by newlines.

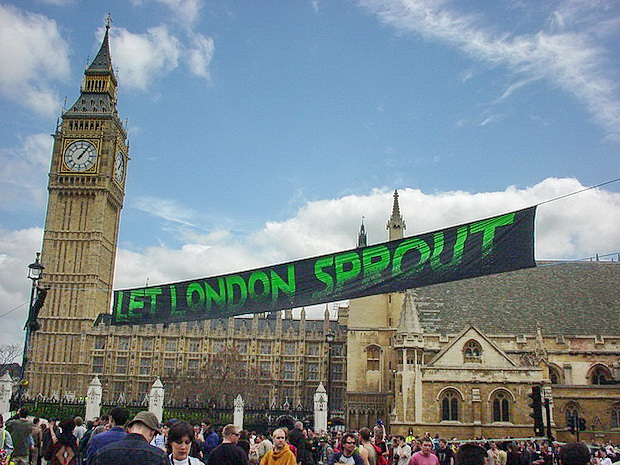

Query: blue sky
left=1, top=0, right=619, bottom=345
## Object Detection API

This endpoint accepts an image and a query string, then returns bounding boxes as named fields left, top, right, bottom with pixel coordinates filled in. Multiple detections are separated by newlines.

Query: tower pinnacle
left=357, top=217, right=367, bottom=248
left=386, top=190, right=406, bottom=241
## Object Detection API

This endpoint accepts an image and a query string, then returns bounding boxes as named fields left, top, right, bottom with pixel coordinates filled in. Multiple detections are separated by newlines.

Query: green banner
left=111, top=207, right=536, bottom=325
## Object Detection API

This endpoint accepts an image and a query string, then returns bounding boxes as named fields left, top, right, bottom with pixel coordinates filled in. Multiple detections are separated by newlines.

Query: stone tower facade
left=28, top=22, right=128, bottom=397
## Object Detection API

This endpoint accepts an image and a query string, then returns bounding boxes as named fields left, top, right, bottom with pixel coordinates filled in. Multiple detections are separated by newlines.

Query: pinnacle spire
left=386, top=190, right=406, bottom=241
left=86, top=18, right=115, bottom=77
left=357, top=216, right=367, bottom=248
left=397, top=289, right=423, bottom=335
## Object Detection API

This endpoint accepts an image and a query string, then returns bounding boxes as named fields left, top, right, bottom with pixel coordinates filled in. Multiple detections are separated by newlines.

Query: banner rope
left=535, top=176, right=620, bottom=207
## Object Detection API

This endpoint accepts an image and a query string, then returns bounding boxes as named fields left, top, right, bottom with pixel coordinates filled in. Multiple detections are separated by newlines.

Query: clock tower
left=28, top=20, right=128, bottom=396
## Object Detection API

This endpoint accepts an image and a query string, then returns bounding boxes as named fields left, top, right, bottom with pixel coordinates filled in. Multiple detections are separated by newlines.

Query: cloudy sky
left=1, top=0, right=619, bottom=347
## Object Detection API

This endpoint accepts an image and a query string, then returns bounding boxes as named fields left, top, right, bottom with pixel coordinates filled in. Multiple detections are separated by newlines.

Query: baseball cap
left=127, top=411, right=160, bottom=431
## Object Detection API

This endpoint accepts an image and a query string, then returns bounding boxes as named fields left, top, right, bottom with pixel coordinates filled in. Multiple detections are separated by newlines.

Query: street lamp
left=325, top=331, right=335, bottom=429
left=16, top=252, right=45, bottom=408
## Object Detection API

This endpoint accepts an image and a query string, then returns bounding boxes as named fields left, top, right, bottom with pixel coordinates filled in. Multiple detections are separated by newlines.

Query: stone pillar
left=149, top=378, right=165, bottom=422
left=314, top=383, right=327, bottom=433
left=85, top=376, right=102, bottom=421
left=0, top=372, right=12, bottom=416
left=234, top=394, right=244, bottom=430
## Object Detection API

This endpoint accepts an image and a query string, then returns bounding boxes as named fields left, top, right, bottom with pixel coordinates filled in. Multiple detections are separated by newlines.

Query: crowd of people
left=0, top=407, right=618, bottom=465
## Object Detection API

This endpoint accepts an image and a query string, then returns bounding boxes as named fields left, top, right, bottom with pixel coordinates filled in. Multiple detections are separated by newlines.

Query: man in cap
left=91, top=411, right=168, bottom=465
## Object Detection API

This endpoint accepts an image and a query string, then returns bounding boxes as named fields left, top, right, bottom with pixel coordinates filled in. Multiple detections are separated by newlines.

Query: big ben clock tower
left=28, top=19, right=128, bottom=396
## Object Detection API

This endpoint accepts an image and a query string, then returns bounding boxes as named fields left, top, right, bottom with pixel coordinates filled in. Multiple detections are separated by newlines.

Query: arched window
left=590, top=365, right=611, bottom=385
left=564, top=402, right=581, bottom=427
left=366, top=345, right=381, bottom=371
left=549, top=366, right=562, bottom=384
left=611, top=404, right=620, bottom=429
left=492, top=391, right=510, bottom=422
left=441, top=390, right=459, bottom=421
left=463, top=340, right=482, bottom=363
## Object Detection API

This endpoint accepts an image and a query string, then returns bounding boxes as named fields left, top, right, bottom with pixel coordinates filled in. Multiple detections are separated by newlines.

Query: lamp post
left=16, top=252, right=45, bottom=408
left=325, top=331, right=334, bottom=430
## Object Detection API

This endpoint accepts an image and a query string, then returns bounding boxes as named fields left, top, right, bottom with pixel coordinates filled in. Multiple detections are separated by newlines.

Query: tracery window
left=565, top=403, right=580, bottom=426
left=441, top=390, right=459, bottom=421
left=463, top=340, right=482, bottom=362
left=549, top=366, right=562, bottom=384
left=492, top=391, right=511, bottom=422
left=367, top=345, right=381, bottom=371
left=590, top=365, right=611, bottom=385
left=610, top=404, right=620, bottom=428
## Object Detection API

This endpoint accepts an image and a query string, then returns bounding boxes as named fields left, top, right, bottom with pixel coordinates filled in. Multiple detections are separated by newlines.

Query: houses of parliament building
left=28, top=24, right=619, bottom=441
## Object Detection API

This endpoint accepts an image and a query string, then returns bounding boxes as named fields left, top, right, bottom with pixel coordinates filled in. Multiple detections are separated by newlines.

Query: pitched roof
left=414, top=262, right=619, bottom=336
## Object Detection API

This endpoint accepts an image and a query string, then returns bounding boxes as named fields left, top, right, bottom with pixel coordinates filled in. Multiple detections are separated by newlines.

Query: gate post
left=149, top=378, right=165, bottom=422
left=314, top=383, right=328, bottom=433
left=85, top=376, right=102, bottom=421
left=0, top=372, right=12, bottom=416
left=234, top=394, right=244, bottom=430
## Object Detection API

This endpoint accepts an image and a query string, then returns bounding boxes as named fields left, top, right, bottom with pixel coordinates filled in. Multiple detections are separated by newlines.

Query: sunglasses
left=345, top=441, right=356, bottom=445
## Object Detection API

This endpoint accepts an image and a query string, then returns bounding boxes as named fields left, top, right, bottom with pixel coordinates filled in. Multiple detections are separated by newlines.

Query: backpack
left=0, top=430, right=14, bottom=465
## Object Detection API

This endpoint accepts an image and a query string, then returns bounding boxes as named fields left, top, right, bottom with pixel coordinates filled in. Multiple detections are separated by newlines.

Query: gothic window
left=139, top=358, right=151, bottom=375
left=284, top=343, right=296, bottom=355
left=611, top=404, right=620, bottom=428
left=165, top=339, right=178, bottom=352
left=260, top=341, right=272, bottom=354
left=188, top=339, right=200, bottom=352
left=549, top=366, right=562, bottom=384
left=141, top=338, right=153, bottom=351
left=188, top=359, right=199, bottom=371
left=332, top=344, right=344, bottom=356
left=138, top=382, right=150, bottom=397
left=115, top=357, right=128, bottom=375
left=307, top=363, right=319, bottom=380
left=213, top=340, right=225, bottom=353
left=332, top=363, right=344, bottom=380
left=94, top=337, right=106, bottom=350
left=307, top=343, right=320, bottom=356
left=237, top=341, right=248, bottom=354
left=441, top=390, right=459, bottom=421
left=565, top=403, right=581, bottom=426
left=92, top=356, right=104, bottom=374
left=260, top=361, right=271, bottom=377
left=283, top=362, right=295, bottom=380
left=117, top=337, right=130, bottom=351
left=590, top=365, right=611, bottom=385
left=463, top=340, right=482, bottom=363
left=492, top=391, right=511, bottom=422
left=367, top=345, right=381, bottom=371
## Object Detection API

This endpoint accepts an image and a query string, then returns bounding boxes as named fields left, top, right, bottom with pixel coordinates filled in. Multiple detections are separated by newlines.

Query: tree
left=161, top=348, right=270, bottom=407
left=0, top=344, right=22, bottom=376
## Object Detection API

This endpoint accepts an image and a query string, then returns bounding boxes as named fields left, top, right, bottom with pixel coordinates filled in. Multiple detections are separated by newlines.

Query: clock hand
left=75, top=148, right=89, bottom=162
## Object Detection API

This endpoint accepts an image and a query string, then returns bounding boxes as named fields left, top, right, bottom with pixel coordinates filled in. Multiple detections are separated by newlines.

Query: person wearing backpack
left=0, top=415, right=14, bottom=465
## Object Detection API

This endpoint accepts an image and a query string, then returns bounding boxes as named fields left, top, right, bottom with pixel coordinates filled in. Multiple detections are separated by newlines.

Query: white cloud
left=1, top=178, right=618, bottom=346
left=131, top=0, right=203, bottom=26
left=187, top=33, right=215, bottom=80
left=109, top=25, right=182, bottom=90
left=0, top=134, right=53, bottom=210
left=358, top=0, right=620, bottom=139
left=0, top=4, right=70, bottom=116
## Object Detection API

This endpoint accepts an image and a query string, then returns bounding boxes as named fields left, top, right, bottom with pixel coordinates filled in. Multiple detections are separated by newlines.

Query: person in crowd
left=44, top=418, right=78, bottom=465
left=488, top=443, right=501, bottom=465
left=41, top=419, right=59, bottom=465
left=559, top=443, right=591, bottom=465
left=208, top=424, right=248, bottom=465
left=437, top=439, right=454, bottom=465
left=327, top=432, right=363, bottom=465
left=85, top=407, right=129, bottom=464
left=260, top=428, right=296, bottom=465
left=6, top=408, right=33, bottom=465
left=410, top=439, right=439, bottom=465
left=317, top=434, right=333, bottom=465
left=0, top=414, right=14, bottom=465
left=77, top=421, right=95, bottom=465
left=455, top=444, right=487, bottom=465
left=359, top=427, right=377, bottom=465
left=166, top=420, right=202, bottom=465
left=73, top=418, right=86, bottom=444
left=90, top=417, right=108, bottom=438
left=595, top=449, right=612, bottom=465
left=393, top=436, right=412, bottom=465
left=373, top=425, right=389, bottom=465
left=30, top=418, right=42, bottom=465
left=237, top=430, right=251, bottom=457
left=201, top=419, right=220, bottom=464
left=256, top=432, right=273, bottom=463
left=193, top=425, right=204, bottom=445
left=91, top=411, right=167, bottom=465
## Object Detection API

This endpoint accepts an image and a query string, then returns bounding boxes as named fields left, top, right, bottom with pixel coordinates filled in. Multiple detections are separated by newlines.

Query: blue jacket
left=201, top=430, right=221, bottom=457
left=86, top=426, right=127, bottom=465
left=92, top=433, right=168, bottom=465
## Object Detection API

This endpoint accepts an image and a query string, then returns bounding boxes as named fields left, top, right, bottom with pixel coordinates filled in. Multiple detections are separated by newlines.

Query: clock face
left=114, top=151, right=125, bottom=184
left=64, top=140, right=98, bottom=172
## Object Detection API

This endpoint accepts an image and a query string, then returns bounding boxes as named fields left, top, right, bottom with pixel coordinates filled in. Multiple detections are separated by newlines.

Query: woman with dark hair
left=44, top=418, right=78, bottom=465
left=167, top=421, right=202, bottom=465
